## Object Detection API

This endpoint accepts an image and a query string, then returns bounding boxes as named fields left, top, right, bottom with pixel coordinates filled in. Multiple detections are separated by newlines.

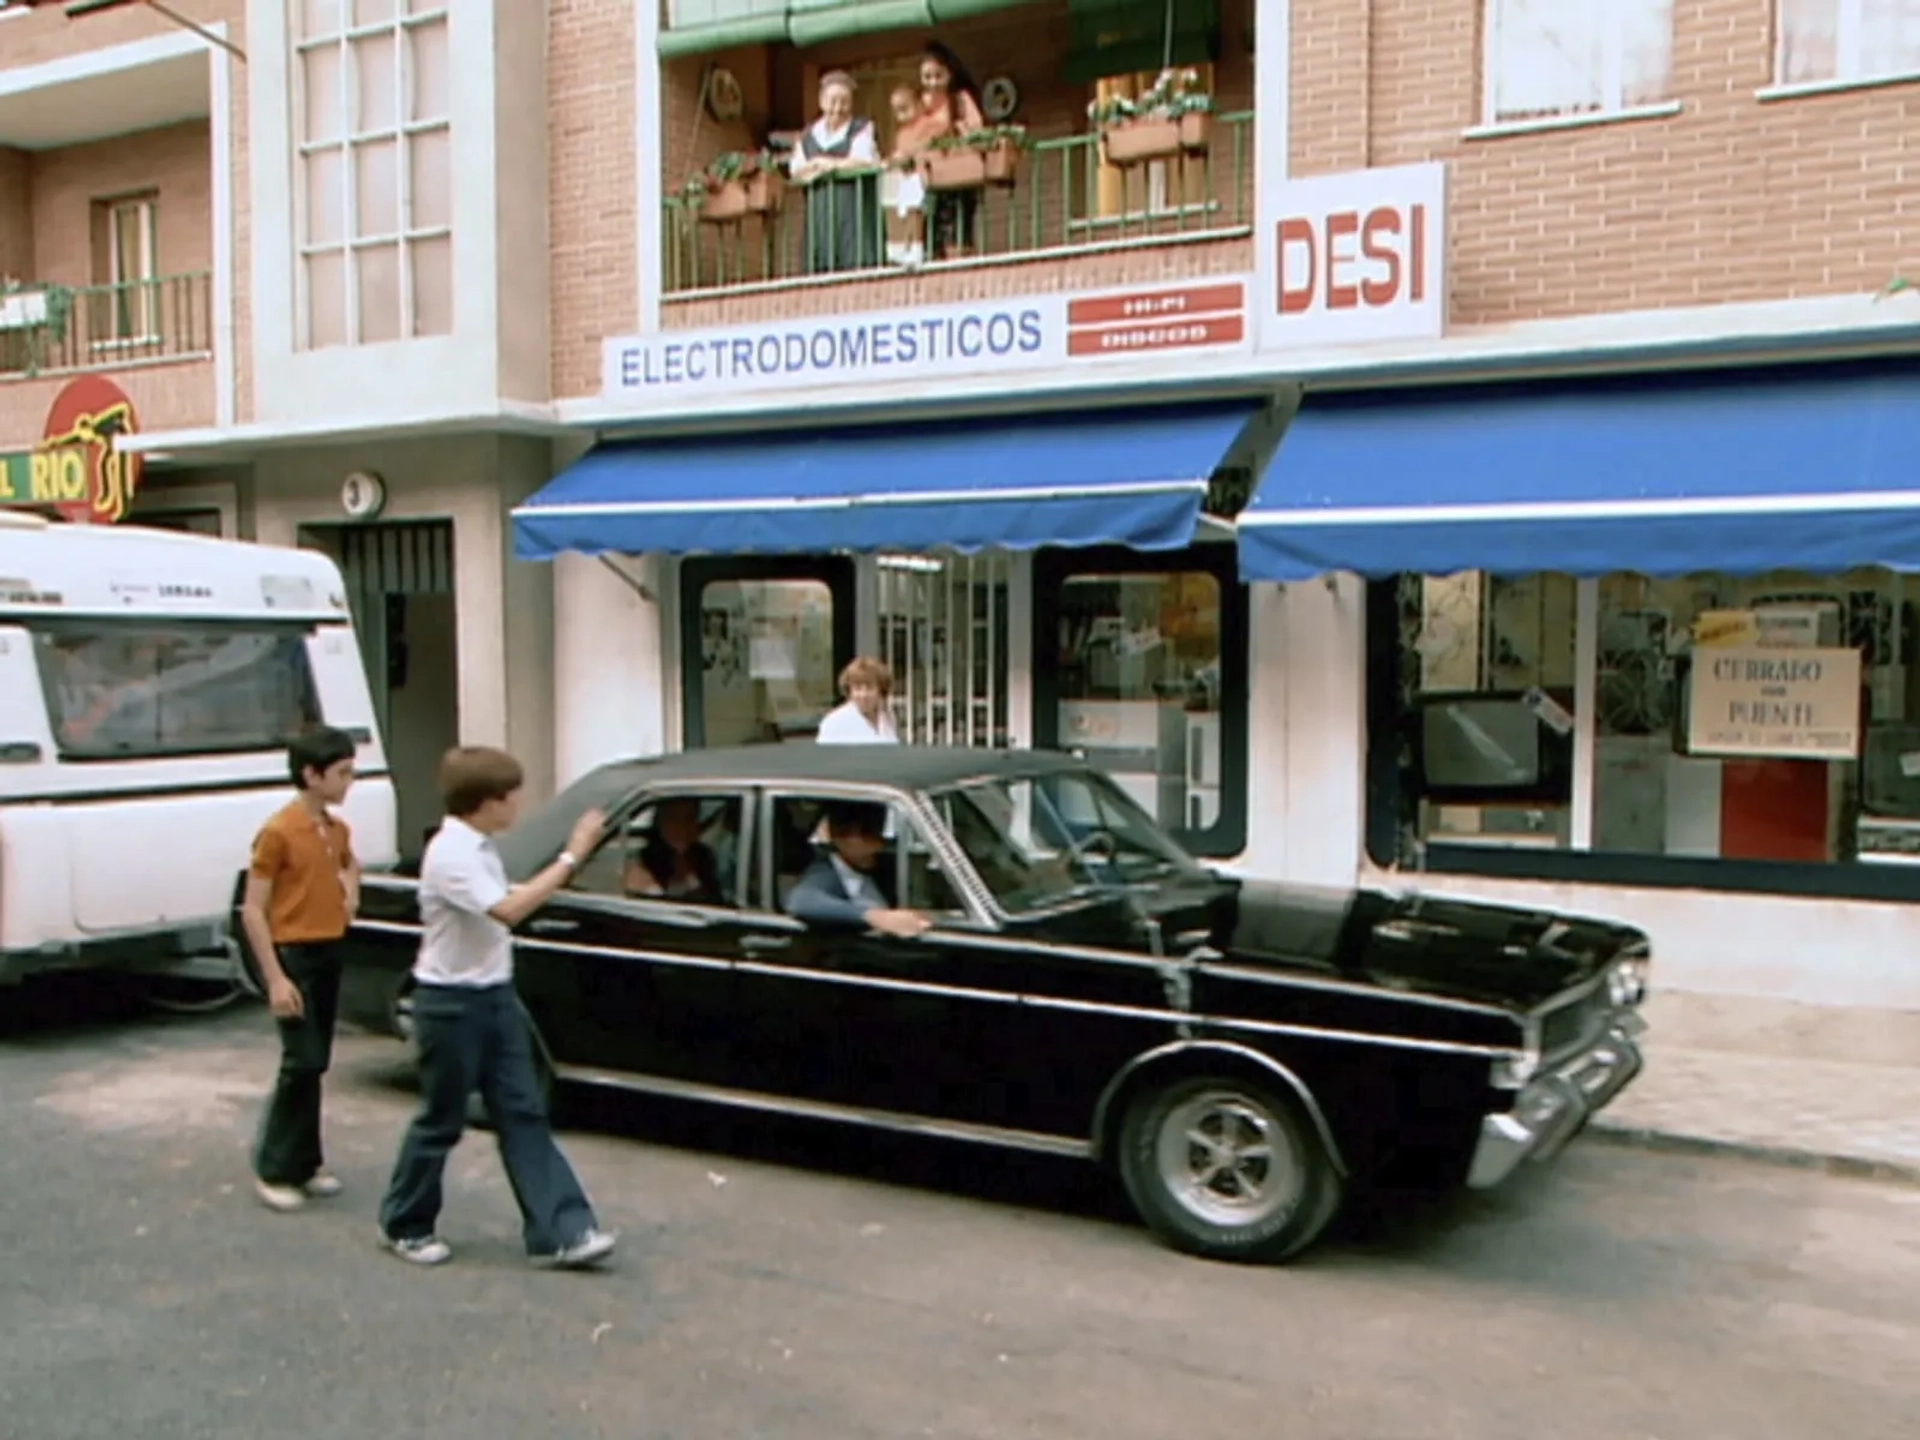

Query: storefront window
left=1371, top=568, right=1919, bottom=898
left=682, top=559, right=852, bottom=747
left=1034, top=544, right=1247, bottom=857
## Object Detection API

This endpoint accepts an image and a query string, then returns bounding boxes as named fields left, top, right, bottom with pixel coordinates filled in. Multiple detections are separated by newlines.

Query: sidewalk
left=1591, top=1040, right=1920, bottom=1183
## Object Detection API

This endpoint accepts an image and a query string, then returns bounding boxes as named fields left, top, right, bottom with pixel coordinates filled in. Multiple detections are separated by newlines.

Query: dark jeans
left=254, top=941, right=344, bottom=1187
left=378, top=982, right=597, bottom=1256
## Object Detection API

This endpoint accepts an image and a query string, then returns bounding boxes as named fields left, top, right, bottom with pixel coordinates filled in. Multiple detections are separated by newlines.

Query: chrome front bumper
left=1467, top=1013, right=1646, bottom=1189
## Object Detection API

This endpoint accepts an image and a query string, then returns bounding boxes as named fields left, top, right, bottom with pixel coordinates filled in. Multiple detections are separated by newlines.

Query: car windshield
left=934, top=768, right=1209, bottom=913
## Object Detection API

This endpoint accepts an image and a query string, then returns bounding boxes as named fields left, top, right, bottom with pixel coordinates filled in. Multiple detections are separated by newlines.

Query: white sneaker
left=537, top=1227, right=617, bottom=1270
left=255, top=1178, right=307, bottom=1212
left=379, top=1230, right=453, bottom=1266
left=303, top=1171, right=344, bottom=1198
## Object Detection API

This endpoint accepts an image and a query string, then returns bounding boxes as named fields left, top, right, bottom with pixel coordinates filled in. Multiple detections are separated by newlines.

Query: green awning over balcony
left=659, top=0, right=1044, bottom=56
left=787, top=0, right=932, bottom=47
left=659, top=0, right=791, bottom=58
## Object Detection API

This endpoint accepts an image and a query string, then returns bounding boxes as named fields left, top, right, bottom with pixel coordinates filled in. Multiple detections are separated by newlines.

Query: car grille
left=1538, top=984, right=1612, bottom=1061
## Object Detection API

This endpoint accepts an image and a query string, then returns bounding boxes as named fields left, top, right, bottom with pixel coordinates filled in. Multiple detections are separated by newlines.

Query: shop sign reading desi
left=0, top=375, right=144, bottom=524
left=600, top=278, right=1252, bottom=400
left=1259, top=160, right=1448, bottom=349
left=1687, top=646, right=1862, bottom=760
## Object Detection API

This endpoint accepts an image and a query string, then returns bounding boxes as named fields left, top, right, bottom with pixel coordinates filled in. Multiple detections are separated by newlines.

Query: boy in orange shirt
left=240, top=726, right=360, bottom=1212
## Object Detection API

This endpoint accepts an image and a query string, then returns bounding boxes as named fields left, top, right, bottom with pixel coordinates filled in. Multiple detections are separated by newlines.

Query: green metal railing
left=0, top=271, right=215, bottom=379
left=663, top=111, right=1254, bottom=296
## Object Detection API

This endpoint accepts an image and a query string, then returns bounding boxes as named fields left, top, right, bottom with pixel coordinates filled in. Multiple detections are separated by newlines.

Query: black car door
left=512, top=786, right=758, bottom=1086
left=721, top=787, right=1102, bottom=1136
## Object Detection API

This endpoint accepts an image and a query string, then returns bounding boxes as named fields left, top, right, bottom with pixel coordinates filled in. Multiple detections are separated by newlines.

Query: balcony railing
left=663, top=111, right=1254, bottom=299
left=0, top=272, right=215, bottom=380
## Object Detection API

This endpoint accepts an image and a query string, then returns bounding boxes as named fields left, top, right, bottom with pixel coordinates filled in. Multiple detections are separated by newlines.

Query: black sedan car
left=331, top=746, right=1649, bottom=1264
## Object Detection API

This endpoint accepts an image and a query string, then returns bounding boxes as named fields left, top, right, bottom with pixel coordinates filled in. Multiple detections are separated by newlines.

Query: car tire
left=1117, top=1074, right=1343, bottom=1264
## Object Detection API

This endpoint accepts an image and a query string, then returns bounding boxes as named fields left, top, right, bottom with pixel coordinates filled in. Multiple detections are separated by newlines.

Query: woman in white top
left=816, top=656, right=900, bottom=745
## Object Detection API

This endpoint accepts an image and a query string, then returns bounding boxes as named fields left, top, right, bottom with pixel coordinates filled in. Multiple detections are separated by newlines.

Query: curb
left=1587, top=1122, right=1920, bottom=1187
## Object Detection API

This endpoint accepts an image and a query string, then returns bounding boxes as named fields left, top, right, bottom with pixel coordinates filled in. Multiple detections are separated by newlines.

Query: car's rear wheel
left=1117, top=1075, right=1342, bottom=1264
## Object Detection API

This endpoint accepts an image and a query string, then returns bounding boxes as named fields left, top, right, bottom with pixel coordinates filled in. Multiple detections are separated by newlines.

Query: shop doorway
left=876, top=552, right=1011, bottom=746
left=680, top=557, right=856, bottom=747
left=300, top=519, right=458, bottom=863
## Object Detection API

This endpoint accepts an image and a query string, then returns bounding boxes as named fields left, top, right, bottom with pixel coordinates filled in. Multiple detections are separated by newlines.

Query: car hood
left=1215, top=880, right=1646, bottom=1011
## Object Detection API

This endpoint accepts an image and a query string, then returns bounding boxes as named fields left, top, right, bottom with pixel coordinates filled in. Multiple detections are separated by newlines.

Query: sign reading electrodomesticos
left=601, top=279, right=1252, bottom=400
left=0, top=376, right=144, bottom=524
left=1260, top=160, right=1447, bottom=348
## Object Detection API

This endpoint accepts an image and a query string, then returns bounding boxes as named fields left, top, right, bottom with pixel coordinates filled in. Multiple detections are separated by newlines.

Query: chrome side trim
left=1192, top=956, right=1513, bottom=1019
left=550, top=1064, right=1092, bottom=1159
left=345, top=921, right=1519, bottom=1058
left=1088, top=1039, right=1348, bottom=1176
left=355, top=918, right=425, bottom=939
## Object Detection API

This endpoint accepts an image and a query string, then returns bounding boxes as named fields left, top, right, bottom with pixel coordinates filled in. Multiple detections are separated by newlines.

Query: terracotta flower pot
left=981, top=136, right=1022, bottom=186
left=1100, top=117, right=1183, bottom=168
left=700, top=180, right=748, bottom=223
left=1178, top=111, right=1212, bottom=152
left=921, top=147, right=988, bottom=192
left=698, top=169, right=783, bottom=224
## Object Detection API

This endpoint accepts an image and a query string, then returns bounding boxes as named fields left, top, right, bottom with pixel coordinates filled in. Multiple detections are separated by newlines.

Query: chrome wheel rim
left=1154, top=1088, right=1303, bottom=1230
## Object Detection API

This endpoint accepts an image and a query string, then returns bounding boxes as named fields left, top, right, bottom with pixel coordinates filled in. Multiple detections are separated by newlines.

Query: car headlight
left=1608, top=957, right=1649, bottom=1008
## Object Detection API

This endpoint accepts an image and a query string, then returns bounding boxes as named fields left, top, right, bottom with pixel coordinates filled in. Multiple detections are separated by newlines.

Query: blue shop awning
left=1237, top=361, right=1920, bottom=581
left=516, top=400, right=1270, bottom=560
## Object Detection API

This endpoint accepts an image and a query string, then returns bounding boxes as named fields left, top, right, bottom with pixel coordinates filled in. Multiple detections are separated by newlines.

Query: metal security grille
left=334, top=520, right=455, bottom=599
left=877, top=552, right=1010, bottom=747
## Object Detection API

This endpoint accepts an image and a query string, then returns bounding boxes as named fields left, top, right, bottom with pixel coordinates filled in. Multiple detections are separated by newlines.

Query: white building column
left=553, top=549, right=667, bottom=787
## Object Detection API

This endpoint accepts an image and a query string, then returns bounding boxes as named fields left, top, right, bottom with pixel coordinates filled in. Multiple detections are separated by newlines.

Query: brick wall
left=0, top=0, right=248, bottom=421
left=0, top=359, right=215, bottom=452
left=650, top=0, right=1255, bottom=340
left=548, top=0, right=639, bottom=401
left=1291, top=0, right=1920, bottom=325
left=0, top=147, right=30, bottom=280
left=26, top=122, right=213, bottom=288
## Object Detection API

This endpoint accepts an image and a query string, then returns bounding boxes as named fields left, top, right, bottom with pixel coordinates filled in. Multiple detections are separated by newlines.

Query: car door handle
left=526, top=917, right=580, bottom=935
left=738, top=934, right=792, bottom=955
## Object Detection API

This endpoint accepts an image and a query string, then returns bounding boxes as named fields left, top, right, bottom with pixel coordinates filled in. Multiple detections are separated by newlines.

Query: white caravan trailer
left=0, top=512, right=396, bottom=994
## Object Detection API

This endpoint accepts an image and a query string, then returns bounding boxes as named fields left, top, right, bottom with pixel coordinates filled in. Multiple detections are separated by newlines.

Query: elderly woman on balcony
left=789, top=70, right=883, bottom=276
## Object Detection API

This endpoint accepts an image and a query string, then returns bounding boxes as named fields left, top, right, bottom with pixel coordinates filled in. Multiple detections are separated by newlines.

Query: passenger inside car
left=783, top=800, right=933, bottom=938
left=621, top=797, right=733, bottom=905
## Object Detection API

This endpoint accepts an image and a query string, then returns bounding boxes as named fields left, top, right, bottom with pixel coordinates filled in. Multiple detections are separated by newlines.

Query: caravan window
left=32, top=622, right=322, bottom=761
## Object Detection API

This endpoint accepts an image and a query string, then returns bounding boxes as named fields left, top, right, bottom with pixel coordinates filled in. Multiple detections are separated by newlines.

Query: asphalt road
left=2, top=979, right=1915, bottom=1440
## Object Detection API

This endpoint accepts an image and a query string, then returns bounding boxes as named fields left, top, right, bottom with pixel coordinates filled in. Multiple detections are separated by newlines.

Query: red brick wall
left=548, top=0, right=639, bottom=401
left=0, top=0, right=248, bottom=422
left=1291, top=0, right=1920, bottom=325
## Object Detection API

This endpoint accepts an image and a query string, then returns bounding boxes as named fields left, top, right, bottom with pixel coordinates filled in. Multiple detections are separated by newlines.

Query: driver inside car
left=784, top=801, right=933, bottom=939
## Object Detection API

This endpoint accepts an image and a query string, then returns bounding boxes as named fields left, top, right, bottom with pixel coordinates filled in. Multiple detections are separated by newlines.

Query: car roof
left=496, top=745, right=1092, bottom=880
left=582, top=744, right=1091, bottom=795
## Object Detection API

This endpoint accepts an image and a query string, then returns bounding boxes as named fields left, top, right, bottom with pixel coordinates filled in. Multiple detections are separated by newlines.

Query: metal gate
left=876, top=552, right=1010, bottom=747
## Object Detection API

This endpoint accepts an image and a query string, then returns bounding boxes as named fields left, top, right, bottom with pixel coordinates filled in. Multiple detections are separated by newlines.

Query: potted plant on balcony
left=692, top=149, right=784, bottom=224
left=1090, top=68, right=1214, bottom=168
left=921, top=124, right=1027, bottom=191
left=0, top=277, right=75, bottom=376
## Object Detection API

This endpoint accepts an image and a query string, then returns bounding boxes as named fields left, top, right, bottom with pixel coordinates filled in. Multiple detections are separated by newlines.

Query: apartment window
left=1779, top=0, right=1920, bottom=87
left=1484, top=0, right=1675, bottom=124
left=89, top=194, right=159, bottom=345
left=293, top=0, right=452, bottom=349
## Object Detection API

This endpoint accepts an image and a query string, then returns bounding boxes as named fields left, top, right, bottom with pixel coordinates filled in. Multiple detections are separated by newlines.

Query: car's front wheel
left=1117, top=1075, right=1342, bottom=1264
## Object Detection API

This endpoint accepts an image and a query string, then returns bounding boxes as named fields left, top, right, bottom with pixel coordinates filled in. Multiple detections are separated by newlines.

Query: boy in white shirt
left=375, top=745, right=615, bottom=1269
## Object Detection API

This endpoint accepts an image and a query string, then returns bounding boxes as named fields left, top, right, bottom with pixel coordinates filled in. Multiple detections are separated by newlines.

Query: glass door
left=680, top=556, right=856, bottom=747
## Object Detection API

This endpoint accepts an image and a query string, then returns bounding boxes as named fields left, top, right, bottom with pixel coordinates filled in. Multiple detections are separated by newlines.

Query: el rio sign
left=1261, top=161, right=1447, bottom=348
